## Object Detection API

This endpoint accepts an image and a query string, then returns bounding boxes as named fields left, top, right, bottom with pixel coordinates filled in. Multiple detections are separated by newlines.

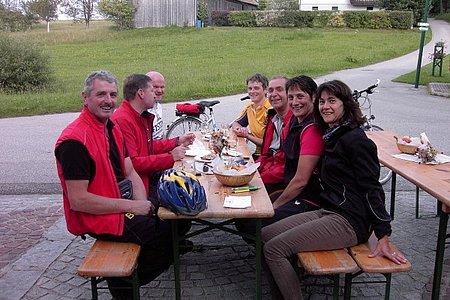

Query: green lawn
left=393, top=55, right=450, bottom=86
left=1, top=20, right=430, bottom=118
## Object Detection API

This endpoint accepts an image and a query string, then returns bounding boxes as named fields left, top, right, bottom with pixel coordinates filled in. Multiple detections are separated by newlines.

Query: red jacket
left=256, top=109, right=293, bottom=184
left=112, top=100, right=177, bottom=195
left=55, top=107, right=126, bottom=236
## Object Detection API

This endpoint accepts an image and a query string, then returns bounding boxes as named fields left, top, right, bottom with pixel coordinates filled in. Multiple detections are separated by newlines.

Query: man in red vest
left=55, top=71, right=189, bottom=299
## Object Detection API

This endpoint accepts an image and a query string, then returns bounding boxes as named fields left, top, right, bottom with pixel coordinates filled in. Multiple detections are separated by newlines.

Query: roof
left=237, top=0, right=258, bottom=6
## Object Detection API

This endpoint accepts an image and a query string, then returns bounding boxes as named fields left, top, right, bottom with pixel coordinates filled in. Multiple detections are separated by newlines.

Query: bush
left=228, top=11, right=256, bottom=27
left=0, top=34, right=53, bottom=92
left=277, top=10, right=315, bottom=27
left=98, top=0, right=135, bottom=30
left=366, top=11, right=391, bottom=29
left=389, top=11, right=413, bottom=29
left=211, top=10, right=230, bottom=26
left=0, top=7, right=32, bottom=32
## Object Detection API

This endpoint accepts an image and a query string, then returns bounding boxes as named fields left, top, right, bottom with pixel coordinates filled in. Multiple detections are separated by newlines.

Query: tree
left=27, top=0, right=58, bottom=32
left=97, top=0, right=135, bottom=30
left=381, top=0, right=427, bottom=25
left=258, top=0, right=268, bottom=10
left=197, top=0, right=208, bottom=27
left=60, top=0, right=97, bottom=28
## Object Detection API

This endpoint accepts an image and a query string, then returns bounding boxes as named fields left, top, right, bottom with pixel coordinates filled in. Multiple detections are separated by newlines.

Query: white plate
left=194, top=161, right=214, bottom=175
left=223, top=149, right=242, bottom=157
left=186, top=149, right=211, bottom=157
left=194, top=154, right=216, bottom=162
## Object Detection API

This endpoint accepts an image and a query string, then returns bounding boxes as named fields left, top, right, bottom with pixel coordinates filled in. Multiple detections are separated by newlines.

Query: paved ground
left=0, top=18, right=449, bottom=300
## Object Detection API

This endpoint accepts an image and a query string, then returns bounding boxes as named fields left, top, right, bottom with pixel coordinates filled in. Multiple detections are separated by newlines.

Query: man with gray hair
left=146, top=71, right=165, bottom=139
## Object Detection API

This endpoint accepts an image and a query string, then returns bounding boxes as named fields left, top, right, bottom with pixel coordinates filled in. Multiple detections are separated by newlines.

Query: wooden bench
left=297, top=248, right=358, bottom=300
left=78, top=240, right=141, bottom=300
left=297, top=236, right=411, bottom=300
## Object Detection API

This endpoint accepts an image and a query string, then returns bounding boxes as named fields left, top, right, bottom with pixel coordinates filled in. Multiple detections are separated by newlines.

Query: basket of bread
left=212, top=158, right=259, bottom=187
left=395, top=136, right=420, bottom=154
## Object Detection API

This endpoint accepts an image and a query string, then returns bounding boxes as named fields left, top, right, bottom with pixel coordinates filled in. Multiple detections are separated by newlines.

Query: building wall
left=134, top=0, right=197, bottom=28
left=299, top=0, right=380, bottom=11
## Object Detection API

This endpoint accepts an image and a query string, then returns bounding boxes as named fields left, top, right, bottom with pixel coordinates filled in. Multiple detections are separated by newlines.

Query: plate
left=186, top=149, right=211, bottom=157
left=223, top=149, right=242, bottom=157
left=194, top=161, right=214, bottom=175
left=194, top=154, right=216, bottom=162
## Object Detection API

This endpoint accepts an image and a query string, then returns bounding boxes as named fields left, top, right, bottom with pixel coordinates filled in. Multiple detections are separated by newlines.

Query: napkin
left=392, top=153, right=450, bottom=165
left=223, top=196, right=251, bottom=208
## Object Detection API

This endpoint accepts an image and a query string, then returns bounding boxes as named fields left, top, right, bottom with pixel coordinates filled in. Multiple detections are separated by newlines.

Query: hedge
left=211, top=10, right=413, bottom=30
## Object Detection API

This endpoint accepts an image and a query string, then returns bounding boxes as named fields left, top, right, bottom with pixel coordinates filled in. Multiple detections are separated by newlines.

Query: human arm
left=272, top=155, right=321, bottom=209
left=368, top=235, right=408, bottom=265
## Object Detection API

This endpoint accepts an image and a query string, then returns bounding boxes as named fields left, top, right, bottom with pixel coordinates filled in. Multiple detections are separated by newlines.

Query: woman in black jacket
left=261, top=80, right=407, bottom=300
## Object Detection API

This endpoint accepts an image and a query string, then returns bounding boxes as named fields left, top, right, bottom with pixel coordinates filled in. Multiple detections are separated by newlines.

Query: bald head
left=146, top=71, right=165, bottom=102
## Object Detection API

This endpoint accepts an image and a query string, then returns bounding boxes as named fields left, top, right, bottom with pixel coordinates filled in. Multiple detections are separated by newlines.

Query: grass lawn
left=1, top=20, right=430, bottom=118
left=393, top=55, right=450, bottom=86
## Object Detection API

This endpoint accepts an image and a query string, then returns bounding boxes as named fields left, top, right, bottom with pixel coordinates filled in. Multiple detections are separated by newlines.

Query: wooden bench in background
left=297, top=235, right=411, bottom=300
left=78, top=240, right=141, bottom=300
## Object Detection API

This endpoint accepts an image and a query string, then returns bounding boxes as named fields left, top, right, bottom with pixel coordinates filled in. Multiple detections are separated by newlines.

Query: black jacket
left=319, top=123, right=392, bottom=244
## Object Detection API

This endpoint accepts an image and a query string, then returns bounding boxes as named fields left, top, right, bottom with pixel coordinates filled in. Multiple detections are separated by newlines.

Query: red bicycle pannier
left=175, top=103, right=203, bottom=115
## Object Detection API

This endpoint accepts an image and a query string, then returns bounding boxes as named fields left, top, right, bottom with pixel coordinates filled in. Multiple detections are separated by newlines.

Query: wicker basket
left=213, top=171, right=256, bottom=187
left=396, top=142, right=418, bottom=154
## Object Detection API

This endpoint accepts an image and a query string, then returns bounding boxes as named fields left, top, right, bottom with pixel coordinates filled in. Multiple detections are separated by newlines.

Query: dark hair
left=84, top=70, right=117, bottom=96
left=246, top=73, right=269, bottom=89
left=285, top=75, right=317, bottom=101
left=313, top=80, right=365, bottom=130
left=123, top=74, right=152, bottom=101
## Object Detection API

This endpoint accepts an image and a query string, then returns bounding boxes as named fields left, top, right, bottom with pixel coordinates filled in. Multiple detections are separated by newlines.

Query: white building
left=299, top=0, right=381, bottom=11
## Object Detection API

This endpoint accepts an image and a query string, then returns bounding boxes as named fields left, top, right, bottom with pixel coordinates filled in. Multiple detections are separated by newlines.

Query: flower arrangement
left=209, top=130, right=229, bottom=157
left=428, top=40, right=447, bottom=60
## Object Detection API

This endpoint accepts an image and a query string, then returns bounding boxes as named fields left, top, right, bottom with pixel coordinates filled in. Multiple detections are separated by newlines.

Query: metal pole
left=414, top=0, right=431, bottom=88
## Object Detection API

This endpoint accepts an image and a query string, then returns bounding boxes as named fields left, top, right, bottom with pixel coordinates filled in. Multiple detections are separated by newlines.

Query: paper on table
left=392, top=153, right=450, bottom=165
left=223, top=196, right=251, bottom=208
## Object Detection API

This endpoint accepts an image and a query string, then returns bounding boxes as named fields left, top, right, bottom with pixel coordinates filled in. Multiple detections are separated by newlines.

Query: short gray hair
left=83, top=71, right=118, bottom=96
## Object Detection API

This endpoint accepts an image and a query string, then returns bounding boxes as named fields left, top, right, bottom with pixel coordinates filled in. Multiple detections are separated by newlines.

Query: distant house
left=133, top=0, right=258, bottom=28
left=299, top=0, right=381, bottom=11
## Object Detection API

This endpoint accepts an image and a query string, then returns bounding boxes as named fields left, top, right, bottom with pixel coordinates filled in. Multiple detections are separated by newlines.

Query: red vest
left=55, top=107, right=126, bottom=236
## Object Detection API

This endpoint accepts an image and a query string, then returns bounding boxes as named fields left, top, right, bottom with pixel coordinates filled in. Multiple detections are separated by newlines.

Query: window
left=312, top=6, right=318, bottom=11
left=332, top=6, right=338, bottom=11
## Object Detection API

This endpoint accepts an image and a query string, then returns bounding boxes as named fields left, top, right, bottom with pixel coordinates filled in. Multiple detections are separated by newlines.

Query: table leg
left=431, top=211, right=449, bottom=300
left=255, top=219, right=262, bottom=300
left=389, top=172, right=397, bottom=220
left=171, top=220, right=181, bottom=300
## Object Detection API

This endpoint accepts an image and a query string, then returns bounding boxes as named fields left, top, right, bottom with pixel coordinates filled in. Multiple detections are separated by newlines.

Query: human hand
left=172, top=145, right=187, bottom=161
left=179, top=133, right=195, bottom=147
left=233, top=127, right=248, bottom=138
left=130, top=200, right=154, bottom=216
left=368, top=235, right=408, bottom=265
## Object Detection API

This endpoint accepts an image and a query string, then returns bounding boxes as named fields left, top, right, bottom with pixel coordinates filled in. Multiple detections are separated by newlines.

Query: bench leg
left=415, top=186, right=420, bottom=219
left=390, top=172, right=397, bottom=220
left=90, top=277, right=98, bottom=300
left=344, top=273, right=353, bottom=300
left=384, top=273, right=392, bottom=300
left=332, top=274, right=340, bottom=300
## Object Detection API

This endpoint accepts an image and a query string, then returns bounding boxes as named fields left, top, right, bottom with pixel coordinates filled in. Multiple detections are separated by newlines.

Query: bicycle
left=352, top=79, right=392, bottom=185
left=165, top=100, right=220, bottom=139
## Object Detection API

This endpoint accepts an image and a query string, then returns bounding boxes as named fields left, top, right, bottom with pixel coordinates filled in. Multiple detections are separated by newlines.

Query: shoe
left=178, top=239, right=194, bottom=255
left=106, top=278, right=133, bottom=300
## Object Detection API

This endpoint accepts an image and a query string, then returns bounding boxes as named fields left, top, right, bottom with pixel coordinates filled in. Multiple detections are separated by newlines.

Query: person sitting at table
left=231, top=73, right=272, bottom=159
left=262, top=79, right=408, bottom=300
left=235, top=75, right=323, bottom=243
left=55, top=71, right=192, bottom=300
left=112, top=74, right=195, bottom=199
left=255, top=76, right=293, bottom=195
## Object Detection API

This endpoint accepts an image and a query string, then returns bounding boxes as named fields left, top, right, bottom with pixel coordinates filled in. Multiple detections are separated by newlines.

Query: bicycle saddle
left=198, top=100, right=220, bottom=108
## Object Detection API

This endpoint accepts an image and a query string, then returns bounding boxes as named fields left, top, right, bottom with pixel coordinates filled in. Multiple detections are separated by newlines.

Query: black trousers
left=91, top=214, right=191, bottom=286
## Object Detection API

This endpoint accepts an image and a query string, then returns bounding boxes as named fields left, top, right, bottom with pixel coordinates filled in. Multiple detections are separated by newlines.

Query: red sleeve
left=300, top=125, right=324, bottom=155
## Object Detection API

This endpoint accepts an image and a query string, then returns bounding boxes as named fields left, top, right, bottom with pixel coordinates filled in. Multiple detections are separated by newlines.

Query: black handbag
left=118, top=179, right=133, bottom=199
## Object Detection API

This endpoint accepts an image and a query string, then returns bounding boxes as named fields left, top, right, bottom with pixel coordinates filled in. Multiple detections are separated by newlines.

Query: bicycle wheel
left=363, top=124, right=393, bottom=185
left=166, top=116, right=203, bottom=138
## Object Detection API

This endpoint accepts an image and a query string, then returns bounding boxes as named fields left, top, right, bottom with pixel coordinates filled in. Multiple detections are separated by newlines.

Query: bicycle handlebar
left=352, top=79, right=380, bottom=101
left=240, top=95, right=250, bottom=101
